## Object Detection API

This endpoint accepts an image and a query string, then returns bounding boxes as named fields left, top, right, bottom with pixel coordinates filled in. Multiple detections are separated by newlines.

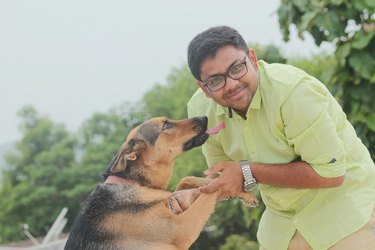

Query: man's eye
left=207, top=77, right=224, bottom=87
left=163, top=121, right=174, bottom=130
left=231, top=64, right=244, bottom=74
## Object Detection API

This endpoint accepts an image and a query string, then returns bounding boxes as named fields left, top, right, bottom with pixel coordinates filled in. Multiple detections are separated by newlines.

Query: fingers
left=199, top=181, right=234, bottom=201
left=199, top=179, right=231, bottom=200
left=204, top=164, right=225, bottom=176
left=201, top=162, right=244, bottom=200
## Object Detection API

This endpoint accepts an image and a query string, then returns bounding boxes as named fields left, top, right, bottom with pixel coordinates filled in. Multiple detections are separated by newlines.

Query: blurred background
left=0, top=0, right=374, bottom=249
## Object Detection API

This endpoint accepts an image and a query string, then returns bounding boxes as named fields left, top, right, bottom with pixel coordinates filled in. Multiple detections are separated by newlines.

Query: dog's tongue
left=206, top=121, right=226, bottom=135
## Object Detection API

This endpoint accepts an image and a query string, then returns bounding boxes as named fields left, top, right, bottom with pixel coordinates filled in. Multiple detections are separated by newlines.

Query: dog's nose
left=194, top=116, right=208, bottom=126
left=196, top=116, right=208, bottom=124
left=193, top=116, right=208, bottom=132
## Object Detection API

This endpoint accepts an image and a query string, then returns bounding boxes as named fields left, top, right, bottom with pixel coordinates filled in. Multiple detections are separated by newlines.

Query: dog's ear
left=110, top=139, right=144, bottom=173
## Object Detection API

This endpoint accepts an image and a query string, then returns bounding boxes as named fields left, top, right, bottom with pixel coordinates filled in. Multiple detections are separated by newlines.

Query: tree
left=0, top=106, right=77, bottom=243
left=0, top=104, right=136, bottom=243
left=77, top=105, right=132, bottom=167
left=278, top=0, right=375, bottom=159
left=251, top=43, right=287, bottom=64
left=140, top=65, right=198, bottom=120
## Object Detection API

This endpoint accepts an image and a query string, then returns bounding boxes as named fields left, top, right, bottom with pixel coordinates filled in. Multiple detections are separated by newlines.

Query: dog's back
left=65, top=185, right=126, bottom=250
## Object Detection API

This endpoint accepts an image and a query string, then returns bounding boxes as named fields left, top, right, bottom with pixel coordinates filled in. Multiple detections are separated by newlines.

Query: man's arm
left=199, top=161, right=345, bottom=200
left=251, top=161, right=345, bottom=188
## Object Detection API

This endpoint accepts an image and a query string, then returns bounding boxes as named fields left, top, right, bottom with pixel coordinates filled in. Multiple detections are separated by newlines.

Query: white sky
left=0, top=0, right=333, bottom=144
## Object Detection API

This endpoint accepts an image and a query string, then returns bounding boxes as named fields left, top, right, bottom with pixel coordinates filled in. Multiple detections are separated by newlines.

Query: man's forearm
left=251, top=161, right=345, bottom=189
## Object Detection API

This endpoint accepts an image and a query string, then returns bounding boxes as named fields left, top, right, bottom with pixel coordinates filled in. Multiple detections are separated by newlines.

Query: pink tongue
left=206, top=122, right=226, bottom=135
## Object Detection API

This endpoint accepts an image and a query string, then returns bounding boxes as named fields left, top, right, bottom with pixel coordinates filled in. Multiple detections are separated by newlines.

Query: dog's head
left=103, top=116, right=209, bottom=189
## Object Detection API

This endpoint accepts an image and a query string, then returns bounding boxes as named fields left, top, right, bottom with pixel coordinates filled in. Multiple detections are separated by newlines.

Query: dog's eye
left=163, top=121, right=174, bottom=130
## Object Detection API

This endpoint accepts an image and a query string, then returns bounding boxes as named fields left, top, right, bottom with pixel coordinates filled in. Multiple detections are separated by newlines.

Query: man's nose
left=224, top=76, right=239, bottom=90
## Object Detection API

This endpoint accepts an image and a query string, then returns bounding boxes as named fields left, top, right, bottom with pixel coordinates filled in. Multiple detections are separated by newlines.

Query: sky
left=0, top=0, right=333, bottom=144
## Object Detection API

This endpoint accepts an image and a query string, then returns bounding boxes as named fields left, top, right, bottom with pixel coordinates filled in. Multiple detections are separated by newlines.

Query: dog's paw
left=238, top=192, right=259, bottom=207
left=176, top=176, right=199, bottom=190
left=176, top=176, right=211, bottom=190
left=240, top=198, right=259, bottom=207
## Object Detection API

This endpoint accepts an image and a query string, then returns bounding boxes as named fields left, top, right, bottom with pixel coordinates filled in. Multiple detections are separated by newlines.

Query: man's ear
left=248, top=48, right=259, bottom=70
left=196, top=80, right=211, bottom=98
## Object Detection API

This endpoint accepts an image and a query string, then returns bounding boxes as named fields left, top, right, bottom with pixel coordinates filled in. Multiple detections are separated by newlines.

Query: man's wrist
left=239, top=160, right=258, bottom=192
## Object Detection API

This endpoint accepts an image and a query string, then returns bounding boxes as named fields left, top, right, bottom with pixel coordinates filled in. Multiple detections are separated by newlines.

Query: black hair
left=187, top=25, right=249, bottom=81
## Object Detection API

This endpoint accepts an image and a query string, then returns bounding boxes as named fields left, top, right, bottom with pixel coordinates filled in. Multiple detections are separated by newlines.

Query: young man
left=176, top=26, right=375, bottom=249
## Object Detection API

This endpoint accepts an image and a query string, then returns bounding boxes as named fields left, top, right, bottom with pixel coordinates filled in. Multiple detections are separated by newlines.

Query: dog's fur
left=64, top=116, right=257, bottom=250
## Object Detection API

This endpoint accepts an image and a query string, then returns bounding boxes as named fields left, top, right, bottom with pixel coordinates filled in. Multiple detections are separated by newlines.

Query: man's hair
left=187, top=26, right=249, bottom=81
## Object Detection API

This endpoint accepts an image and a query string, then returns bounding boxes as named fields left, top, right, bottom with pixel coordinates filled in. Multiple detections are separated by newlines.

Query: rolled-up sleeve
left=202, top=137, right=232, bottom=167
left=281, top=77, right=346, bottom=178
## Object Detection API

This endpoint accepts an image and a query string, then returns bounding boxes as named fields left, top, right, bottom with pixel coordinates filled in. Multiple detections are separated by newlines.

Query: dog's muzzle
left=183, top=116, right=209, bottom=151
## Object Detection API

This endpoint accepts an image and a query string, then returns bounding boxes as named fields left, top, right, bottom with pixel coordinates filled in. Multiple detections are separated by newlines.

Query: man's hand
left=199, top=161, right=244, bottom=200
left=168, top=188, right=201, bottom=214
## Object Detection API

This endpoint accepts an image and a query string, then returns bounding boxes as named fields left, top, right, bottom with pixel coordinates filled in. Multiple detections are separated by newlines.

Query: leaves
left=335, top=42, right=351, bottom=66
left=364, top=0, right=375, bottom=9
left=292, top=0, right=309, bottom=12
left=330, top=0, right=345, bottom=5
left=348, top=50, right=375, bottom=80
left=278, top=0, right=375, bottom=160
left=352, top=29, right=375, bottom=49
left=299, top=10, right=319, bottom=33
left=367, top=114, right=375, bottom=132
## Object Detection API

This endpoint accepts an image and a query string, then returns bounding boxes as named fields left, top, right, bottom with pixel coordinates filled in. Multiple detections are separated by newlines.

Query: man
left=174, top=26, right=375, bottom=249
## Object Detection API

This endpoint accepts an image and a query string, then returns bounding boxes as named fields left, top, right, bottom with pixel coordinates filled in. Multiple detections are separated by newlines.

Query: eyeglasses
left=202, top=56, right=248, bottom=92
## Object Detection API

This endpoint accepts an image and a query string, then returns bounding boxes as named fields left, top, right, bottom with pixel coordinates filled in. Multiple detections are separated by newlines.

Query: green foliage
left=0, top=105, right=134, bottom=243
left=140, top=65, right=197, bottom=119
left=287, top=54, right=337, bottom=84
left=0, top=106, right=77, bottom=242
left=219, top=234, right=258, bottom=250
left=191, top=198, right=264, bottom=250
left=278, top=0, right=375, bottom=160
left=78, top=107, right=131, bottom=167
left=168, top=147, right=207, bottom=190
left=251, top=43, right=287, bottom=64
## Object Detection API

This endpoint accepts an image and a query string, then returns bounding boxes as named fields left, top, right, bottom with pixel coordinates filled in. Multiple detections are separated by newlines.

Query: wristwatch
left=239, top=160, right=257, bottom=192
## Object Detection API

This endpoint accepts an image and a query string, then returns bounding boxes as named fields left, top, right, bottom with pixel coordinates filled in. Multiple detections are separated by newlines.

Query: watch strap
left=239, top=160, right=257, bottom=190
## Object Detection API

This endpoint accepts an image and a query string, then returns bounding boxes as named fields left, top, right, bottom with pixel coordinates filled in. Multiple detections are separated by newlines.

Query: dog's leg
left=175, top=176, right=211, bottom=190
left=173, top=192, right=219, bottom=249
left=176, top=176, right=259, bottom=207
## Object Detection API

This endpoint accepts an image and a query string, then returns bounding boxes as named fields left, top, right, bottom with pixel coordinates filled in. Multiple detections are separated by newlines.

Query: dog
left=64, top=116, right=258, bottom=250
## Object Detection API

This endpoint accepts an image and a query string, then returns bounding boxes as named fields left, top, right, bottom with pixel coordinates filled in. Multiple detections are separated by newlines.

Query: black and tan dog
left=65, top=116, right=257, bottom=250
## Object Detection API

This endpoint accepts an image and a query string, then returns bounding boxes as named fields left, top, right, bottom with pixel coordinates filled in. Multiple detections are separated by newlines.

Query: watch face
left=245, top=182, right=257, bottom=192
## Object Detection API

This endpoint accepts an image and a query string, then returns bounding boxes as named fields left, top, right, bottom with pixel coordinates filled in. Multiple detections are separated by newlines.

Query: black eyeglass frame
left=202, top=56, right=248, bottom=92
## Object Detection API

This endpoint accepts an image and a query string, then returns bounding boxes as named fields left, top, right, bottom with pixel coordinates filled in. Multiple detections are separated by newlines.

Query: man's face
left=197, top=45, right=259, bottom=117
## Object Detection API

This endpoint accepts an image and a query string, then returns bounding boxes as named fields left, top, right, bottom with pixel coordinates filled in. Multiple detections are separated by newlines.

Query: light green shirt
left=187, top=61, right=375, bottom=250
